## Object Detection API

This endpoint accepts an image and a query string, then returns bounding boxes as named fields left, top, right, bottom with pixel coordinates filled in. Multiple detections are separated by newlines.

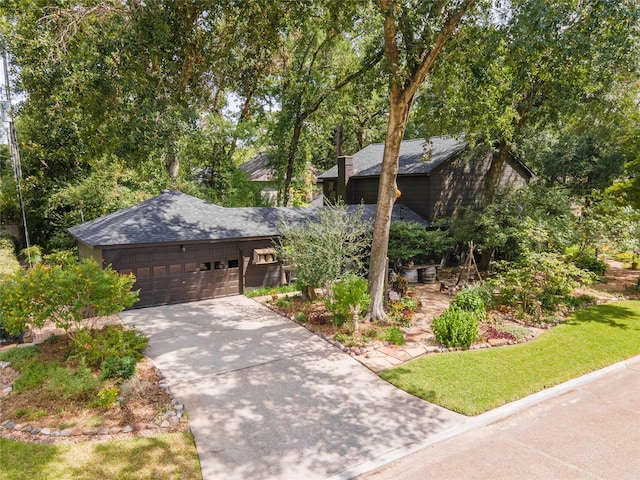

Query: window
left=214, top=261, right=225, bottom=270
left=153, top=265, right=167, bottom=276
left=228, top=259, right=239, bottom=269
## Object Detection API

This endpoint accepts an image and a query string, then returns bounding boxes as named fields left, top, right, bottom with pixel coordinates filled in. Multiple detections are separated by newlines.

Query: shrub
left=0, top=259, right=139, bottom=337
left=333, top=332, right=350, bottom=344
left=13, top=361, right=59, bottom=393
left=42, top=249, right=78, bottom=267
left=0, top=237, right=19, bottom=278
left=488, top=252, right=595, bottom=317
left=382, top=327, right=405, bottom=346
left=19, top=245, right=43, bottom=265
left=325, top=274, right=370, bottom=327
left=451, top=285, right=487, bottom=312
left=100, top=356, right=137, bottom=380
left=431, top=306, right=479, bottom=349
left=70, top=326, right=148, bottom=368
left=92, top=387, right=119, bottom=409
left=276, top=202, right=372, bottom=299
left=386, top=300, right=414, bottom=327
left=388, top=221, right=453, bottom=265
left=571, top=253, right=608, bottom=276
left=47, top=361, right=99, bottom=400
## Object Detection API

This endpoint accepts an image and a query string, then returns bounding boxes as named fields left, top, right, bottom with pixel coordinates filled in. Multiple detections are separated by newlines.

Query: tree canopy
left=0, top=0, right=638, bottom=310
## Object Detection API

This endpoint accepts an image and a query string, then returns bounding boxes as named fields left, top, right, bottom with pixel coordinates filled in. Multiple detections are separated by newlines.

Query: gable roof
left=318, top=136, right=468, bottom=180
left=68, top=190, right=428, bottom=248
left=239, top=152, right=274, bottom=182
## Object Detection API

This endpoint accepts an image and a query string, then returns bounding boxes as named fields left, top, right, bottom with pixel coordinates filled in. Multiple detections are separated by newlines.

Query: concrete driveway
left=119, top=296, right=465, bottom=480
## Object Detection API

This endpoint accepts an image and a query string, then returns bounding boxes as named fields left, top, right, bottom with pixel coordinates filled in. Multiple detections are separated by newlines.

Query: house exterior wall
left=345, top=153, right=529, bottom=222
left=429, top=153, right=529, bottom=221
left=240, top=239, right=283, bottom=289
left=87, top=237, right=283, bottom=308
left=78, top=242, right=103, bottom=263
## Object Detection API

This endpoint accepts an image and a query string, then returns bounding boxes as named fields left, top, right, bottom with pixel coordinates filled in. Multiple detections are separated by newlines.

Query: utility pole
left=1, top=46, right=31, bottom=266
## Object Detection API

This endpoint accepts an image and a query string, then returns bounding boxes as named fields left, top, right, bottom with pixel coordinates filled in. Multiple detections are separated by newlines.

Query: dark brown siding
left=429, top=153, right=528, bottom=221
left=239, top=239, right=283, bottom=289
left=348, top=152, right=528, bottom=223
left=104, top=243, right=241, bottom=308
left=351, top=178, right=379, bottom=205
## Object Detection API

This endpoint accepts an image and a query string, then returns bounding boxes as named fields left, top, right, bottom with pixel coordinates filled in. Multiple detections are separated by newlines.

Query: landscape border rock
left=0, top=358, right=190, bottom=444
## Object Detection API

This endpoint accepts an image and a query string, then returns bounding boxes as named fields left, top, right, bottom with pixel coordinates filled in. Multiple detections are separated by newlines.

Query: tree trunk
left=281, top=120, right=302, bottom=206
left=484, top=139, right=509, bottom=205
left=166, top=133, right=179, bottom=181
left=368, top=91, right=411, bottom=322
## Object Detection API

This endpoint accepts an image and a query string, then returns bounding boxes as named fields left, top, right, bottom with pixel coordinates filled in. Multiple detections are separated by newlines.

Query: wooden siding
left=239, top=239, right=283, bottom=289
left=348, top=151, right=528, bottom=222
left=430, top=153, right=528, bottom=221
left=78, top=242, right=103, bottom=263
left=351, top=178, right=379, bottom=205
left=102, top=243, right=241, bottom=308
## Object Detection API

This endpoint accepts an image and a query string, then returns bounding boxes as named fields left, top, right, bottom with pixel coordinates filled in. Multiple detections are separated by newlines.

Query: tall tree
left=368, top=0, right=482, bottom=321
left=262, top=1, right=382, bottom=205
left=413, top=0, right=640, bottom=202
left=0, top=0, right=292, bottom=246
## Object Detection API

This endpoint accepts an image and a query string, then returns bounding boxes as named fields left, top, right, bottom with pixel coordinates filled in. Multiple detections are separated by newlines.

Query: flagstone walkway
left=355, top=282, right=452, bottom=373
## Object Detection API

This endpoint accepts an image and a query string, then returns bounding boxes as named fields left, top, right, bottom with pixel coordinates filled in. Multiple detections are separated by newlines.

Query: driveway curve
left=120, top=296, right=464, bottom=480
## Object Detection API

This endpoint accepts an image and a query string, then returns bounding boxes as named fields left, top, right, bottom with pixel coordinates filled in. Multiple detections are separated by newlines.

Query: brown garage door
left=107, top=243, right=240, bottom=308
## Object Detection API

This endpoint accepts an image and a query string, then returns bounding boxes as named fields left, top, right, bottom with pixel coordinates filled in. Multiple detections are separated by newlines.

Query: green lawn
left=381, top=300, right=640, bottom=415
left=0, top=432, right=201, bottom=480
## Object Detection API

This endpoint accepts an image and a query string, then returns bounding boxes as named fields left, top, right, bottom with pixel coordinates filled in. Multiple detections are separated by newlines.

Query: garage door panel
left=111, top=244, right=241, bottom=308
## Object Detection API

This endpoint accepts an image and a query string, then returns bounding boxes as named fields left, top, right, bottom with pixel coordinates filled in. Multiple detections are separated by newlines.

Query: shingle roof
left=68, top=190, right=428, bottom=248
left=318, top=136, right=468, bottom=179
left=238, top=152, right=274, bottom=182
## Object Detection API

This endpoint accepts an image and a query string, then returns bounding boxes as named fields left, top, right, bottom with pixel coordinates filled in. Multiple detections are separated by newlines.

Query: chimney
left=337, top=155, right=353, bottom=203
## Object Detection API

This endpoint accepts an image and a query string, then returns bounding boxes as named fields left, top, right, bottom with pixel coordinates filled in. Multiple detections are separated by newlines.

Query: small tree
left=276, top=203, right=372, bottom=299
left=325, top=273, right=370, bottom=334
left=387, top=221, right=453, bottom=267
left=0, top=259, right=139, bottom=340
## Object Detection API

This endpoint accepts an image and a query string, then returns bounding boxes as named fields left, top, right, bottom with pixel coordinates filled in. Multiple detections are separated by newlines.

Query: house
left=238, top=152, right=279, bottom=204
left=318, top=136, right=533, bottom=222
left=69, top=190, right=426, bottom=308
left=239, top=153, right=322, bottom=205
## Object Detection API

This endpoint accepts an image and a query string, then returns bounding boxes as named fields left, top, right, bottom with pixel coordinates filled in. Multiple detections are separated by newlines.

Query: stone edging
left=0, top=361, right=188, bottom=440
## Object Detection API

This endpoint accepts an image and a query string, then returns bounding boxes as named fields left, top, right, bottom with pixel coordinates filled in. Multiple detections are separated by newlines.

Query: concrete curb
left=330, top=354, right=640, bottom=480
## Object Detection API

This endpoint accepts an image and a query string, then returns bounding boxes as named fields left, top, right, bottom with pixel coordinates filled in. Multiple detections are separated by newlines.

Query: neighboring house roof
left=318, top=136, right=468, bottom=180
left=68, top=190, right=428, bottom=248
left=239, top=152, right=274, bottom=182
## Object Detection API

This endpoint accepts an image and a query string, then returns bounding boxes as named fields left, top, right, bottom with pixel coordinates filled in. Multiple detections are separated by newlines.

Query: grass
left=0, top=432, right=202, bottom=480
left=381, top=300, right=640, bottom=416
left=244, top=284, right=298, bottom=298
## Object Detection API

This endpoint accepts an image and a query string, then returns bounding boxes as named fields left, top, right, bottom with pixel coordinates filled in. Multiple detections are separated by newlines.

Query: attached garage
left=69, top=189, right=427, bottom=309
left=104, top=243, right=240, bottom=308
left=68, top=190, right=309, bottom=308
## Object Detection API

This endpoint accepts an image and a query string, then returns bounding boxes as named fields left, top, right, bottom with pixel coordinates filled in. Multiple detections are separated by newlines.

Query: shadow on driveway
left=120, top=296, right=465, bottom=480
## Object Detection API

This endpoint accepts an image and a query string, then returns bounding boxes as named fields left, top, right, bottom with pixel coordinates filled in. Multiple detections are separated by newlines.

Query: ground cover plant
left=0, top=327, right=164, bottom=431
left=381, top=300, right=640, bottom=415
left=265, top=289, right=421, bottom=348
left=0, top=432, right=201, bottom=480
